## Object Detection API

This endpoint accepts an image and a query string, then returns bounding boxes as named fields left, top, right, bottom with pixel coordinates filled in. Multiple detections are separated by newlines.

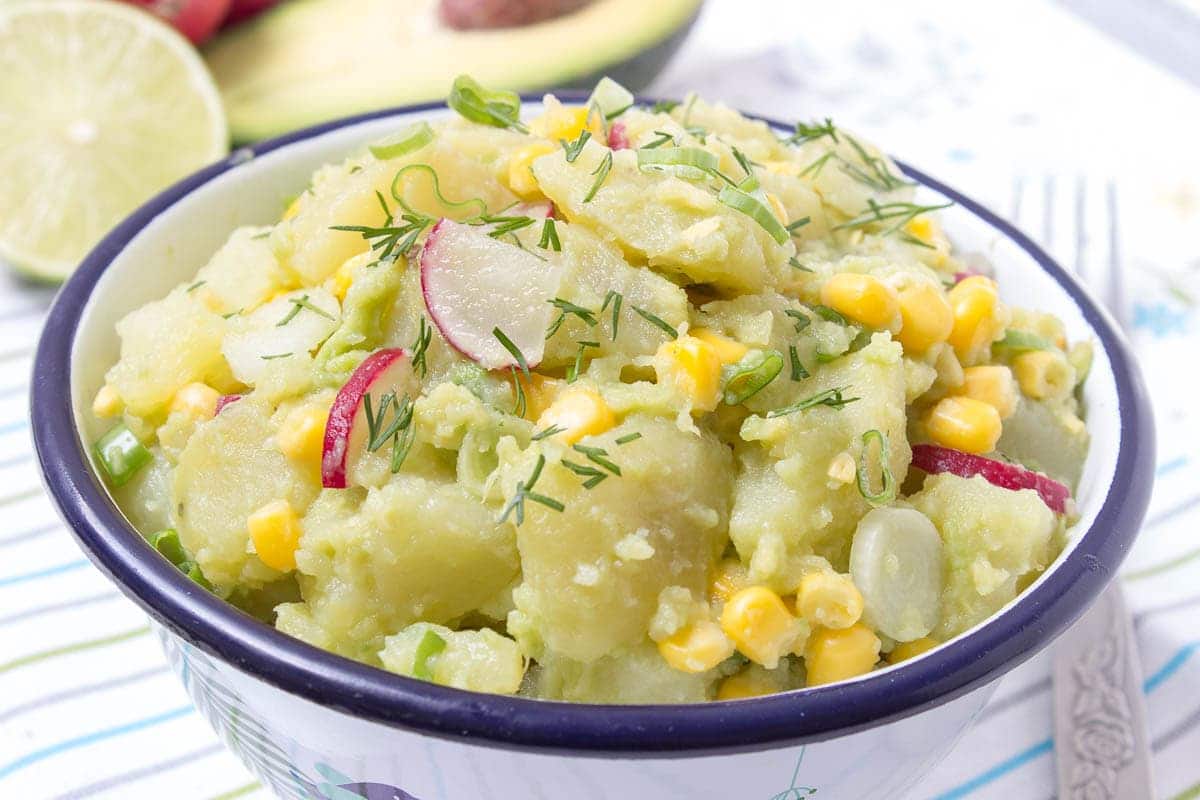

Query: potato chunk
left=173, top=397, right=319, bottom=592
left=277, top=477, right=519, bottom=662
left=503, top=415, right=732, bottom=662
left=730, top=334, right=910, bottom=588
left=911, top=473, right=1059, bottom=640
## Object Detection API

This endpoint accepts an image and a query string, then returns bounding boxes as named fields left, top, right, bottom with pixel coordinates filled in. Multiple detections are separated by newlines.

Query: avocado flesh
left=205, top=0, right=703, bottom=142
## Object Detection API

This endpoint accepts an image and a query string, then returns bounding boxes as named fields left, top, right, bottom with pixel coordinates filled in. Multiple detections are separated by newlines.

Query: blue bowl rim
left=31, top=95, right=1156, bottom=758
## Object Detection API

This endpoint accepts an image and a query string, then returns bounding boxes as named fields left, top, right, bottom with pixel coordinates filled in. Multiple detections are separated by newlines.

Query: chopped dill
left=766, top=385, right=860, bottom=418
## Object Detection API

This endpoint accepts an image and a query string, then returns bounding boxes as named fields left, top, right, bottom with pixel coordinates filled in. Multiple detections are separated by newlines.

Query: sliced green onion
left=181, top=561, right=213, bottom=591
left=857, top=429, right=896, bottom=507
left=636, top=146, right=718, bottom=181
left=788, top=345, right=809, bottom=380
left=717, top=184, right=789, bottom=244
left=369, top=122, right=434, bottom=160
left=412, top=629, right=447, bottom=681
left=722, top=349, right=784, bottom=405
left=812, top=304, right=848, bottom=325
left=149, top=529, right=187, bottom=566
left=588, top=76, right=635, bottom=120
left=447, top=74, right=527, bottom=133
left=992, top=329, right=1054, bottom=354
left=94, top=423, right=151, bottom=487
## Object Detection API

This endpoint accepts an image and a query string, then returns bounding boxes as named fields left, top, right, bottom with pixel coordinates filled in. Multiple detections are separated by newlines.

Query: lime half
left=0, top=1, right=228, bottom=282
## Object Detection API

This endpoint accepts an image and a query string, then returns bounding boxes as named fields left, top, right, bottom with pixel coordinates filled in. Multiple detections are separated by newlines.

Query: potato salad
left=91, top=76, right=1091, bottom=702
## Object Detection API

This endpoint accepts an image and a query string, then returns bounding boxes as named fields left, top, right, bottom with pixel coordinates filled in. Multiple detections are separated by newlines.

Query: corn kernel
left=515, top=372, right=562, bottom=422
left=709, top=558, right=748, bottom=604
left=826, top=451, right=856, bottom=485
left=925, top=395, right=1002, bottom=454
left=247, top=499, right=302, bottom=572
left=766, top=193, right=788, bottom=225
left=690, top=328, right=749, bottom=365
left=887, top=637, right=939, bottom=664
left=277, top=404, right=329, bottom=467
left=905, top=216, right=937, bottom=244
left=506, top=140, right=557, bottom=198
left=658, top=619, right=736, bottom=673
left=959, top=365, right=1018, bottom=419
left=332, top=260, right=356, bottom=301
left=897, top=283, right=954, bottom=353
left=820, top=273, right=900, bottom=330
left=530, top=104, right=604, bottom=143
left=1012, top=350, right=1075, bottom=400
left=92, top=385, right=123, bottom=419
left=717, top=668, right=777, bottom=700
left=796, top=572, right=864, bottom=630
left=947, top=276, right=1007, bottom=364
left=805, top=623, right=881, bottom=686
left=655, top=336, right=723, bottom=412
left=535, top=386, right=613, bottom=444
left=720, top=586, right=801, bottom=668
left=170, top=383, right=220, bottom=420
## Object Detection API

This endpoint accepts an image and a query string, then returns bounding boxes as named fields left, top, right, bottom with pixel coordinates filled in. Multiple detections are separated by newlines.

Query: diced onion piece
left=637, top=146, right=719, bottom=181
left=718, top=183, right=790, bottom=245
left=588, top=76, right=634, bottom=120
left=721, top=349, right=783, bottom=405
left=369, top=122, right=434, bottom=160
left=849, top=507, right=943, bottom=642
left=910, top=443, right=1072, bottom=514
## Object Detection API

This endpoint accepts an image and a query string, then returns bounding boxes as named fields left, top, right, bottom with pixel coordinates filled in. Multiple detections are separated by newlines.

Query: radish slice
left=322, top=348, right=419, bottom=489
left=608, top=121, right=631, bottom=151
left=420, top=219, right=562, bottom=370
left=910, top=443, right=1072, bottom=514
left=849, top=507, right=943, bottom=642
left=215, top=394, right=242, bottom=414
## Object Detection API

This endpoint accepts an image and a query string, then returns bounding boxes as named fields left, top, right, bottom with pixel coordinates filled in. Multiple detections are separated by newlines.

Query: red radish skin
left=224, top=0, right=279, bottom=25
left=321, top=348, right=418, bottom=489
left=910, top=443, right=1072, bottom=514
left=420, top=219, right=562, bottom=371
left=608, top=121, right=631, bottom=151
left=215, top=394, right=242, bottom=414
left=118, top=0, right=232, bottom=44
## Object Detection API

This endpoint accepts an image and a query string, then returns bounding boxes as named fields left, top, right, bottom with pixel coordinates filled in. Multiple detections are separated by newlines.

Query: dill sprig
left=276, top=293, right=335, bottom=327
left=583, top=151, right=614, bottom=203
left=411, top=316, right=432, bottom=378
left=786, top=117, right=839, bottom=146
left=561, top=459, right=609, bottom=489
left=812, top=304, right=848, bottom=325
left=766, top=385, right=860, bottom=418
left=838, top=135, right=913, bottom=192
left=799, top=152, right=834, bottom=179
left=651, top=99, right=680, bottom=114
left=566, top=340, right=600, bottom=383
left=492, top=327, right=530, bottom=377
left=601, top=290, right=623, bottom=340
left=730, top=145, right=759, bottom=178
left=478, top=214, right=535, bottom=239
left=641, top=130, right=676, bottom=149
left=786, top=217, right=811, bottom=235
left=531, top=424, right=566, bottom=441
left=562, top=129, right=592, bottom=163
left=615, top=431, right=642, bottom=445
left=789, top=256, right=814, bottom=272
left=784, top=308, right=812, bottom=332
left=631, top=305, right=678, bottom=339
left=538, top=219, right=561, bottom=251
left=834, top=198, right=954, bottom=237
left=510, top=367, right=527, bottom=417
left=572, top=443, right=621, bottom=476
left=362, top=391, right=417, bottom=473
left=260, top=352, right=292, bottom=360
left=546, top=298, right=598, bottom=339
left=499, top=454, right=564, bottom=525
left=330, top=191, right=431, bottom=262
left=186, top=280, right=206, bottom=293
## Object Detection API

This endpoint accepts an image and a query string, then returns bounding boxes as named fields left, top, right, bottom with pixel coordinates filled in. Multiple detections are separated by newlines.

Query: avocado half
left=205, top=0, right=704, bottom=142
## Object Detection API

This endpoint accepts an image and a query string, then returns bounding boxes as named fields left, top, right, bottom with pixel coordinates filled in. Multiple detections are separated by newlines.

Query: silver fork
left=1011, top=175, right=1155, bottom=799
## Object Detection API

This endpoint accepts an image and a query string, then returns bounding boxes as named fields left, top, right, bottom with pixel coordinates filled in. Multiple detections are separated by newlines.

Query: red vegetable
left=608, top=121, right=631, bottom=151
left=910, top=443, right=1072, bottom=514
left=214, top=394, right=242, bottom=414
left=224, top=0, right=279, bottom=26
left=117, top=0, right=232, bottom=45
left=321, top=348, right=418, bottom=489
